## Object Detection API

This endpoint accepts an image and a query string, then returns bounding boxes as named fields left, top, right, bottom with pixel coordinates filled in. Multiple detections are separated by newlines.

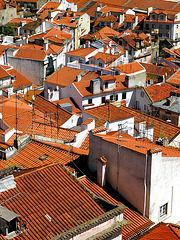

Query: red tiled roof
left=45, top=66, right=83, bottom=87
left=82, top=118, right=94, bottom=125
left=116, top=62, right=145, bottom=74
left=0, top=140, right=80, bottom=170
left=92, top=26, right=121, bottom=39
left=135, top=222, right=180, bottom=239
left=0, top=163, right=105, bottom=240
left=79, top=176, right=153, bottom=240
left=145, top=82, right=178, bottom=102
left=98, top=132, right=180, bottom=157
left=14, top=47, right=47, bottom=61
left=100, top=75, right=116, bottom=82
left=83, top=102, right=133, bottom=127
left=92, top=52, right=120, bottom=63
left=65, top=48, right=96, bottom=57
left=37, top=2, right=61, bottom=14
left=34, top=95, right=73, bottom=126
left=120, top=105, right=180, bottom=143
left=141, top=63, right=176, bottom=78
left=167, top=69, right=180, bottom=86
left=53, top=98, right=81, bottom=114
left=94, top=15, right=118, bottom=27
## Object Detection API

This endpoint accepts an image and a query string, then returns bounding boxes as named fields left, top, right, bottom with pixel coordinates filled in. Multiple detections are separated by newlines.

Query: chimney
left=76, top=74, right=81, bottom=82
left=135, top=15, right=138, bottom=26
left=97, top=156, right=107, bottom=187
left=43, top=42, right=48, bottom=51
left=42, top=20, right=45, bottom=32
left=21, top=21, right=26, bottom=27
left=25, top=36, right=28, bottom=44
left=90, top=78, right=101, bottom=94
left=147, top=7, right=153, bottom=16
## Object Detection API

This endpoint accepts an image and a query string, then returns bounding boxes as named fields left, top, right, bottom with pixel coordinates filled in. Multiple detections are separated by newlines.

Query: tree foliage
left=2, top=23, right=14, bottom=36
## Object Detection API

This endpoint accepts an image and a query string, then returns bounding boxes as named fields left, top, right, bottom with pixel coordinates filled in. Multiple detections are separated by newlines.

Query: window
left=144, top=56, right=146, bottom=62
left=144, top=105, right=147, bottom=111
left=176, top=33, right=178, bottom=39
left=141, top=92, right=144, bottom=98
left=166, top=25, right=169, bottom=29
left=159, top=33, right=162, bottom=37
left=88, top=98, right=92, bottom=104
left=177, top=24, right=179, bottom=29
left=115, top=94, right=118, bottom=101
left=159, top=25, right=162, bottom=29
left=160, top=15, right=164, bottom=20
left=145, top=23, right=149, bottom=30
left=105, top=82, right=108, bottom=89
left=152, top=14, right=156, bottom=19
left=152, top=24, right=155, bottom=29
left=99, top=62, right=103, bottom=67
left=160, top=203, right=168, bottom=217
left=166, top=33, right=169, bottom=38
left=122, top=92, right=126, bottom=99
left=101, top=96, right=106, bottom=104
left=110, top=95, right=113, bottom=101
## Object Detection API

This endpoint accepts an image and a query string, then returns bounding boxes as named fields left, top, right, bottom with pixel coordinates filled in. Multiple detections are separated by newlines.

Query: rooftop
left=0, top=162, right=108, bottom=239
left=65, top=47, right=96, bottom=57
left=145, top=82, right=178, bottom=102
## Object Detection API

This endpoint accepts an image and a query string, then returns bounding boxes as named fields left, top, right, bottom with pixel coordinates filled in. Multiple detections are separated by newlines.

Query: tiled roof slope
left=118, top=105, right=180, bottom=143
left=98, top=134, right=180, bottom=157
left=83, top=102, right=133, bottom=127
left=0, top=163, right=105, bottom=240
left=37, top=2, right=61, bottom=14
left=65, top=47, right=96, bottom=57
left=26, top=122, right=79, bottom=142
left=145, top=82, right=178, bottom=102
left=34, top=95, right=73, bottom=125
left=92, top=26, right=121, bottom=39
left=92, top=52, right=120, bottom=63
left=79, top=176, right=153, bottom=240
left=141, top=63, right=176, bottom=78
left=134, top=222, right=180, bottom=239
left=0, top=140, right=80, bottom=170
left=52, top=98, right=81, bottom=114
left=167, top=69, right=180, bottom=86
left=14, top=47, right=47, bottom=61
left=116, top=62, right=145, bottom=74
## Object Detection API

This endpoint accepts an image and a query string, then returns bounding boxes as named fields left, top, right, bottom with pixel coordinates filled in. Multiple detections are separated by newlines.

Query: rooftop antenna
left=16, top=90, right=18, bottom=140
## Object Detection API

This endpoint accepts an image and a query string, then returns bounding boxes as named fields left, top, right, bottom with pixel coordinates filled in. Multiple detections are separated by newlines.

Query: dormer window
left=152, top=14, right=156, bottom=20
left=160, top=15, right=164, bottom=20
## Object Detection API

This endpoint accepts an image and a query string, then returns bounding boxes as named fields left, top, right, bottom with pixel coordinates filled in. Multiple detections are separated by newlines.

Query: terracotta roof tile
left=167, top=69, right=180, bottom=86
left=141, top=63, right=176, bottom=78
left=0, top=163, right=105, bottom=239
left=34, top=95, right=73, bottom=126
left=37, top=2, right=61, bottom=14
left=145, top=82, right=178, bottom=102
left=116, top=62, right=145, bottom=74
left=0, top=140, right=80, bottom=170
left=79, top=176, right=153, bottom=240
left=84, top=102, right=133, bottom=128
left=65, top=47, right=96, bottom=57
left=92, top=26, right=121, bottom=39
left=53, top=98, right=81, bottom=114
left=14, top=47, right=47, bottom=61
left=119, top=105, right=180, bottom=143
left=135, top=222, right=180, bottom=239
left=92, top=52, right=120, bottom=63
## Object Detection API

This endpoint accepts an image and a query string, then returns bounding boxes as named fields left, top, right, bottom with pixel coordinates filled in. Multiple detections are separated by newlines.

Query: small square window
left=88, top=98, right=92, bottom=104
left=159, top=25, right=162, bottom=29
left=166, top=33, right=169, bottom=38
left=159, top=33, right=162, bottom=37
left=101, top=96, right=106, bottom=104
left=110, top=95, right=113, bottom=101
left=166, top=25, right=169, bottom=29
left=115, top=94, right=118, bottom=101
left=160, top=203, right=168, bottom=217
left=122, top=92, right=126, bottom=99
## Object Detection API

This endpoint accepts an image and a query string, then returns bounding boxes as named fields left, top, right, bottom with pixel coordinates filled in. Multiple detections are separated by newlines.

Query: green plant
left=2, top=23, right=14, bottom=36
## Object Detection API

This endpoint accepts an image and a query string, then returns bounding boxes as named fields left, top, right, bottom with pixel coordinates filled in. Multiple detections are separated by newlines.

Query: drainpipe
left=143, top=152, right=148, bottom=216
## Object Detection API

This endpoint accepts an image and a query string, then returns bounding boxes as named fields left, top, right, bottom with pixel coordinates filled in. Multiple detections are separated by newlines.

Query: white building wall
left=149, top=152, right=180, bottom=223
left=61, top=114, right=80, bottom=128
